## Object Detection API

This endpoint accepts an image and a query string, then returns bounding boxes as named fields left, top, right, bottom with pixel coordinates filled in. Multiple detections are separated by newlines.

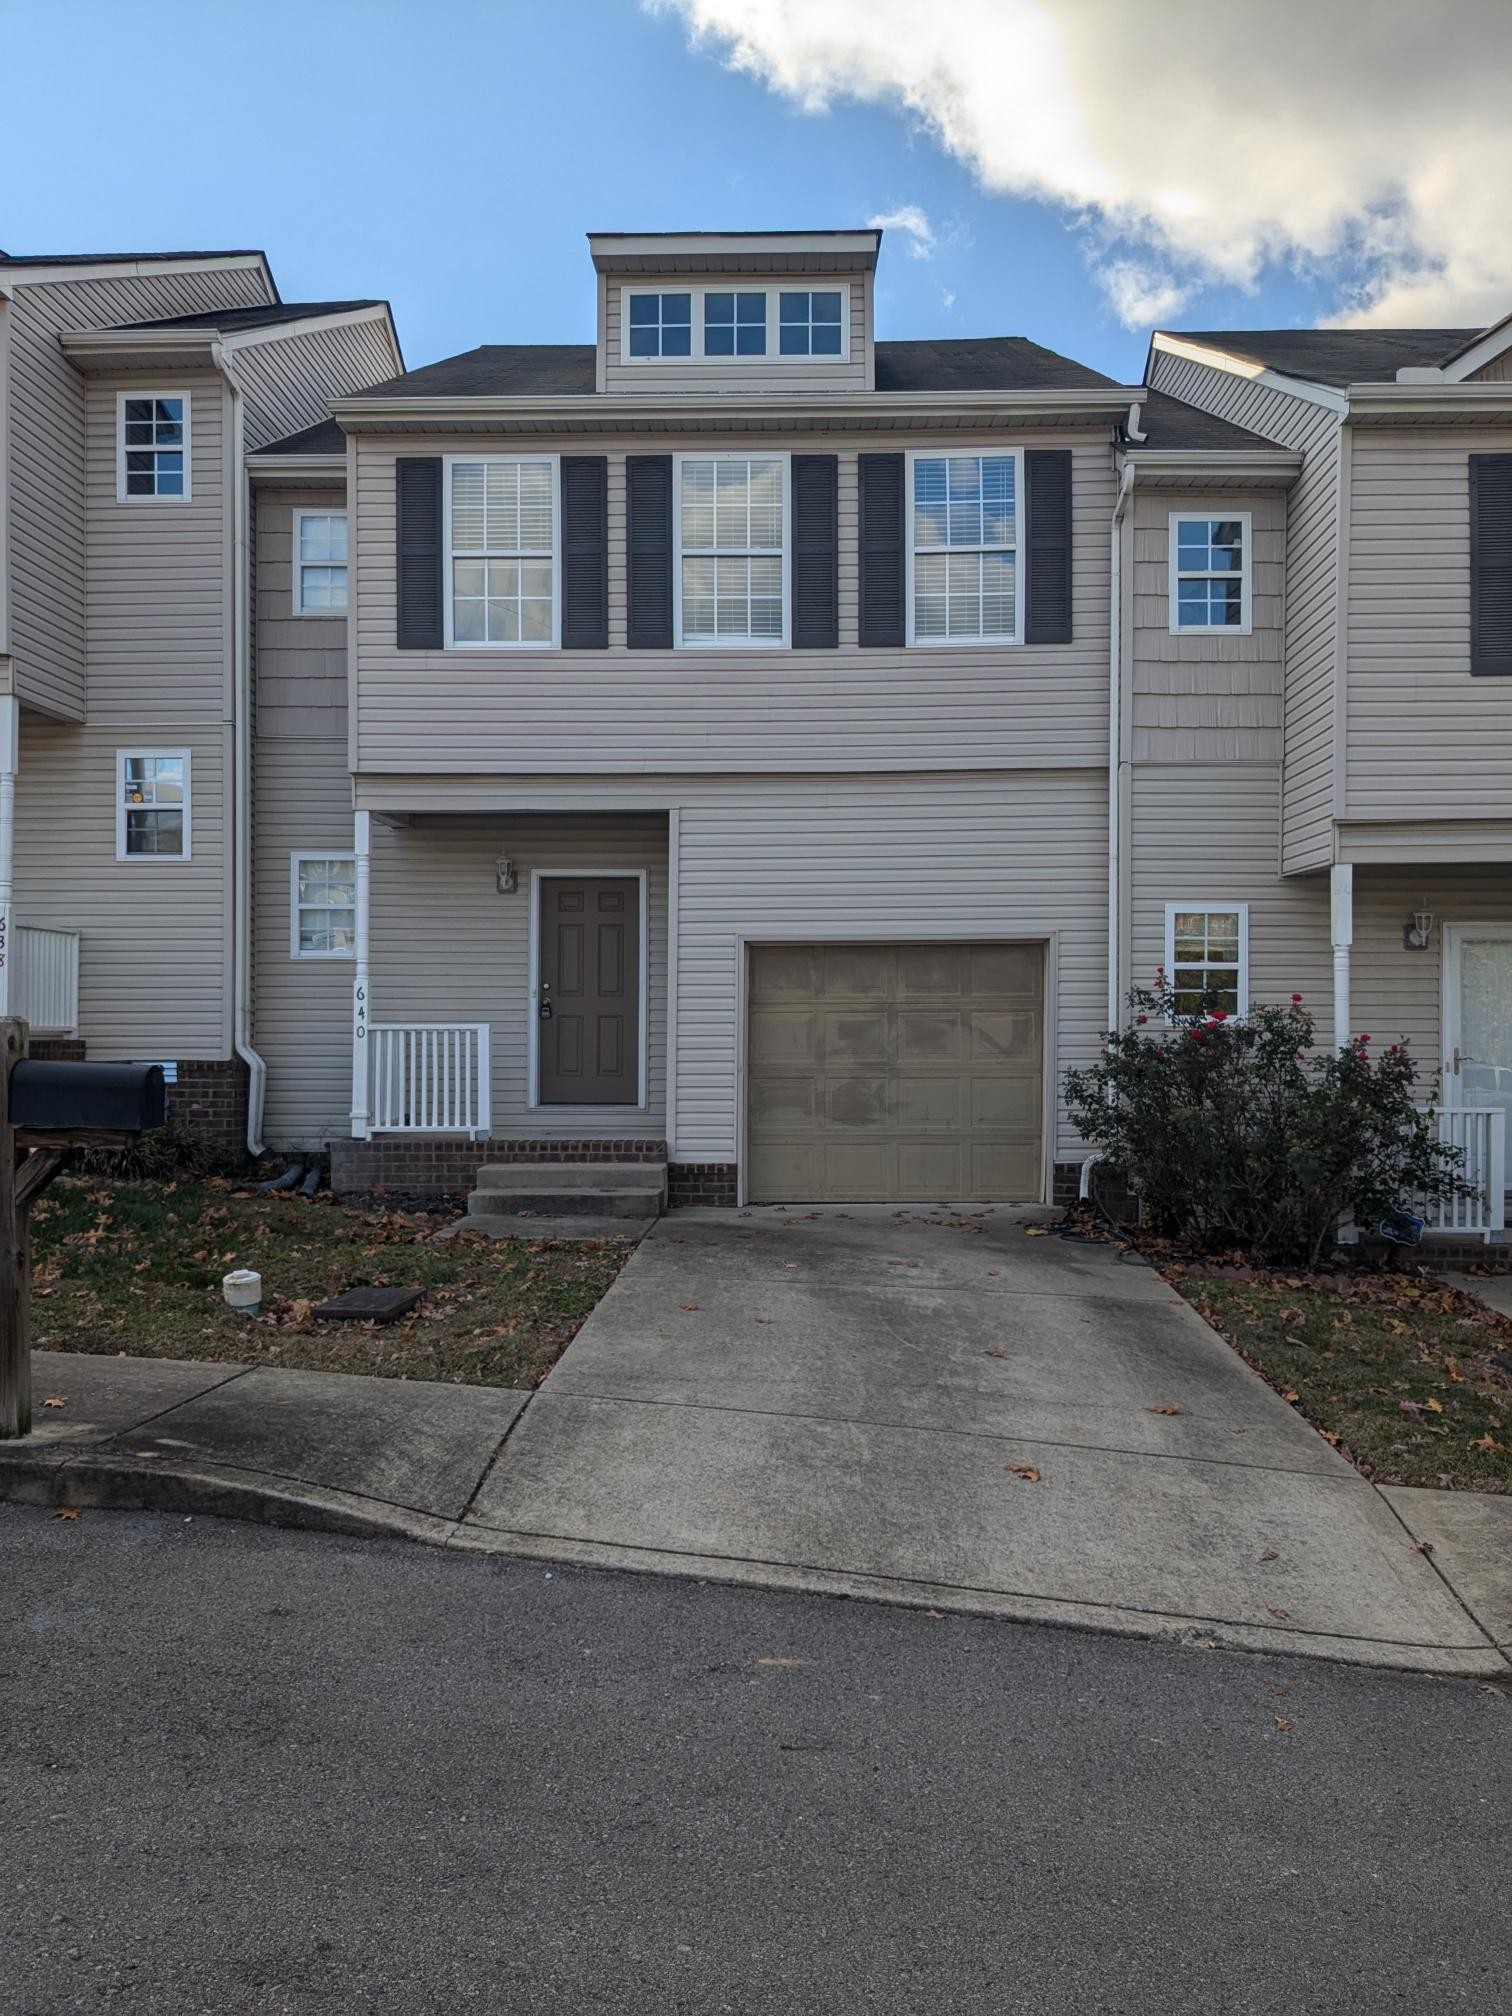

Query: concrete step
left=473, top=1162, right=666, bottom=1196
left=466, top=1185, right=656, bottom=1219
left=437, top=1212, right=658, bottom=1244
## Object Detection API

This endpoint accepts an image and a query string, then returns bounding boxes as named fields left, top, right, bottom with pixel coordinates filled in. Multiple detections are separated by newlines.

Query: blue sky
left=0, top=0, right=1412, bottom=383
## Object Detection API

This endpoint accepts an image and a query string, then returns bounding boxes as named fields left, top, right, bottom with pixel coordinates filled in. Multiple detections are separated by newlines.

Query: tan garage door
left=746, top=941, right=1044, bottom=1203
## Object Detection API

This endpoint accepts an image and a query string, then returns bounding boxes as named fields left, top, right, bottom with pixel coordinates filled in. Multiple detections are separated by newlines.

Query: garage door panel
left=747, top=941, right=1045, bottom=1204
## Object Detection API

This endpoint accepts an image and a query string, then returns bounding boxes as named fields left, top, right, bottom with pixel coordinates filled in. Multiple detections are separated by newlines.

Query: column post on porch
left=350, top=809, right=372, bottom=1140
left=0, top=699, right=19, bottom=1019
left=1330, top=862, right=1353, bottom=1052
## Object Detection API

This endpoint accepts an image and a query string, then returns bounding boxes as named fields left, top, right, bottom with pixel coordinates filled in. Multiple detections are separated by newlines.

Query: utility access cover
left=311, top=1286, right=424, bottom=1325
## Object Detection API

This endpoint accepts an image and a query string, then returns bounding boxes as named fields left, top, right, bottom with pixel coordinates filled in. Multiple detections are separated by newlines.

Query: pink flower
left=1208, top=1010, right=1228, bottom=1023
left=1190, top=1029, right=1206, bottom=1043
left=1291, top=993, right=1303, bottom=1005
left=1358, top=1033, right=1370, bottom=1044
left=1135, top=1013, right=1148, bottom=1025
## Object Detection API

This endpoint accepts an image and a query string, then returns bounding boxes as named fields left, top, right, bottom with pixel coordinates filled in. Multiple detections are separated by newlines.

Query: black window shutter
left=1470, top=454, right=1512, bottom=676
left=858, top=452, right=905, bottom=647
left=790, top=454, right=839, bottom=648
left=560, top=455, right=609, bottom=649
left=1024, top=449, right=1073, bottom=645
left=395, top=457, right=443, bottom=650
left=626, top=454, right=674, bottom=650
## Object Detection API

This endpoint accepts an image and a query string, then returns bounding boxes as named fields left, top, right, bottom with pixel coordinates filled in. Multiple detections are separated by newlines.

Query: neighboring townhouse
left=1143, top=322, right=1512, bottom=1238
left=3, top=229, right=1505, bottom=1242
left=0, top=248, right=400, bottom=1137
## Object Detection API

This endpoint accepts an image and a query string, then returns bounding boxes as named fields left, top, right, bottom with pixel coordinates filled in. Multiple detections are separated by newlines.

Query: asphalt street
left=2, top=1504, right=1507, bottom=2014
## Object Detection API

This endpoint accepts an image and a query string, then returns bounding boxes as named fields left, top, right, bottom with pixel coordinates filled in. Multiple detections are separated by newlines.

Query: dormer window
left=779, top=291, right=843, bottom=356
left=704, top=291, right=767, bottom=357
left=627, top=292, right=692, bottom=358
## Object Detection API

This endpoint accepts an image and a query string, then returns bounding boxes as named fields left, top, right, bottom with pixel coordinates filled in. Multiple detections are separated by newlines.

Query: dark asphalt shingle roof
left=257, top=418, right=347, bottom=456
left=354, top=336, right=1120, bottom=399
left=118, top=300, right=382, bottom=333
left=1164, top=327, right=1482, bottom=389
left=1132, top=390, right=1284, bottom=453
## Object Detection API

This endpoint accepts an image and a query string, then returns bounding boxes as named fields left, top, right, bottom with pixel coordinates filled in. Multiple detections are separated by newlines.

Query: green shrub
left=1063, top=979, right=1471, bottom=1265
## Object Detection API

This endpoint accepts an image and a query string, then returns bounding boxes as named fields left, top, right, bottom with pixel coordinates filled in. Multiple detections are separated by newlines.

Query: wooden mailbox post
left=0, top=1020, right=166, bottom=1439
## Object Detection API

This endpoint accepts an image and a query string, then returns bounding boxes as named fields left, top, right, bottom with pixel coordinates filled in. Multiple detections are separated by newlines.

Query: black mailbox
left=8, top=1060, right=166, bottom=1134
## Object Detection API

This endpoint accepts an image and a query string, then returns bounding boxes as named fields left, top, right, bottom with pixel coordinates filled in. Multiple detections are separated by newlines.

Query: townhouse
left=0, top=231, right=1505, bottom=1237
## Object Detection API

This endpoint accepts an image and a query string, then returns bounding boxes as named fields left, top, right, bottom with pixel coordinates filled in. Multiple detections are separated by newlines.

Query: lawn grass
left=28, top=1176, right=631, bottom=1388
left=1169, top=1268, right=1512, bottom=1493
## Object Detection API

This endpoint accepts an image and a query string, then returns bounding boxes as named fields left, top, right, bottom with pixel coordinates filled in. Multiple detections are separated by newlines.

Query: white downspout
left=213, top=342, right=267, bottom=1154
left=1330, top=862, right=1354, bottom=1050
left=1108, top=459, right=1136, bottom=1034
left=350, top=809, right=372, bottom=1138
left=0, top=697, right=17, bottom=1019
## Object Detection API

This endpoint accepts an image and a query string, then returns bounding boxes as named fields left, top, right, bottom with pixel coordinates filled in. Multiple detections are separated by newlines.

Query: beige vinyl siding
left=1148, top=351, right=1342, bottom=872
left=603, top=274, right=869, bottom=395
left=353, top=431, right=1115, bottom=773
left=1338, top=819, right=1512, bottom=865
left=231, top=315, right=399, bottom=451
left=1130, top=490, right=1285, bottom=762
left=369, top=815, right=669, bottom=1142
left=1129, top=765, right=1331, bottom=1014
left=255, top=741, right=354, bottom=1147
left=669, top=770, right=1107, bottom=1168
left=2, top=262, right=266, bottom=720
left=252, top=487, right=355, bottom=1146
left=1352, top=869, right=1512, bottom=1066
left=16, top=718, right=229, bottom=1057
left=1468, top=352, right=1512, bottom=383
left=1345, top=425, right=1512, bottom=821
left=254, top=490, right=348, bottom=738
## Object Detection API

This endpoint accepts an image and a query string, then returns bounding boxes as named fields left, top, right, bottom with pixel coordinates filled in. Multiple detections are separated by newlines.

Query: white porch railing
left=13, top=926, right=80, bottom=1035
left=369, top=1023, right=491, bottom=1137
left=1422, top=1106, right=1506, bottom=1240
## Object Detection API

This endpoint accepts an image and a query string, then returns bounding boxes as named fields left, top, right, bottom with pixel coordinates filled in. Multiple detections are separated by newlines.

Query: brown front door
left=538, top=876, right=641, bottom=1105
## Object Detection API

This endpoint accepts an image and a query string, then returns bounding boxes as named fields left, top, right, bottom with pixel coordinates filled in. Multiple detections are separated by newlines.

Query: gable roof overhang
left=1146, top=332, right=1350, bottom=414
left=1437, top=310, right=1512, bottom=382
left=329, top=384, right=1140, bottom=437
left=59, top=301, right=401, bottom=377
left=588, top=230, right=881, bottom=276
left=1342, top=382, right=1512, bottom=427
left=0, top=249, right=275, bottom=298
left=1118, top=447, right=1301, bottom=489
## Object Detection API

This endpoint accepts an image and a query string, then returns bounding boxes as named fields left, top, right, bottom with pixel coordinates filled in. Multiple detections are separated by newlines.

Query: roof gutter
left=330, top=385, right=1140, bottom=430
left=212, top=340, right=267, bottom=1156
left=1343, top=381, right=1512, bottom=422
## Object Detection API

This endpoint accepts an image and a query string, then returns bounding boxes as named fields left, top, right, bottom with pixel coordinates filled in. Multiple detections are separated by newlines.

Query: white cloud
left=940, top=288, right=956, bottom=312
left=867, top=204, right=935, bottom=258
left=652, top=0, right=1512, bottom=331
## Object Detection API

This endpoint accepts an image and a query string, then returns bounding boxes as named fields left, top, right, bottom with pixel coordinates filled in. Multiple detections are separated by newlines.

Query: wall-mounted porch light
left=1404, top=908, right=1435, bottom=951
left=495, top=856, right=518, bottom=894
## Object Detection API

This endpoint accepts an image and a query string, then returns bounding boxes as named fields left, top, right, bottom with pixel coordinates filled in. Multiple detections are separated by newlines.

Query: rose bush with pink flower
left=1063, top=977, right=1469, bottom=1263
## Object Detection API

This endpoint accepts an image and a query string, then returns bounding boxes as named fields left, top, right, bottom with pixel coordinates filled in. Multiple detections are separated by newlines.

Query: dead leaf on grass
left=1005, top=1464, right=1041, bottom=1483
left=1277, top=1306, right=1305, bottom=1325
left=1469, top=1433, right=1508, bottom=1453
left=50, top=1507, right=80, bottom=1521
left=1146, top=1403, right=1183, bottom=1416
left=1444, top=1357, right=1465, bottom=1383
left=1424, top=1396, right=1444, bottom=1414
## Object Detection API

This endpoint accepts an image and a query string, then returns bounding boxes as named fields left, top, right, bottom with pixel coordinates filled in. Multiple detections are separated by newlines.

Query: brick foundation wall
left=331, top=1136, right=667, bottom=1202
left=29, top=1038, right=87, bottom=1062
left=668, top=1163, right=739, bottom=1209
left=171, top=1059, right=250, bottom=1156
left=1053, top=1160, right=1139, bottom=1219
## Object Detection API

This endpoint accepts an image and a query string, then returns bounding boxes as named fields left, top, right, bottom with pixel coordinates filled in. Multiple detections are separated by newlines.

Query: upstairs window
left=291, top=853, right=357, bottom=957
left=779, top=290, right=844, bottom=356
left=1164, top=904, right=1249, bottom=1017
left=704, top=291, right=767, bottom=357
left=676, top=454, right=787, bottom=647
left=446, top=456, right=558, bottom=648
left=908, top=452, right=1020, bottom=644
left=1169, top=513, right=1251, bottom=632
left=293, top=511, right=348, bottom=614
left=118, top=392, right=190, bottom=499
left=117, top=750, right=190, bottom=860
left=627, top=292, right=692, bottom=358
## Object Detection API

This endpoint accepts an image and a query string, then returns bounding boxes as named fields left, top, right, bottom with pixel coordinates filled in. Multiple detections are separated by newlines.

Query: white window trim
left=904, top=446, right=1025, bottom=649
left=115, top=390, right=192, bottom=503
left=115, top=748, right=191, bottom=863
left=291, top=509, right=349, bottom=617
left=441, top=452, right=561, bottom=651
left=672, top=451, right=792, bottom=651
left=1163, top=901, right=1250, bottom=1018
left=1167, top=510, right=1253, bottom=635
left=619, top=283, right=851, bottom=365
left=290, top=850, right=357, bottom=960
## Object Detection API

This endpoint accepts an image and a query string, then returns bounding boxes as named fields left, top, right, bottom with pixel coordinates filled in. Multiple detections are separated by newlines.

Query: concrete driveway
left=462, top=1207, right=1504, bottom=1673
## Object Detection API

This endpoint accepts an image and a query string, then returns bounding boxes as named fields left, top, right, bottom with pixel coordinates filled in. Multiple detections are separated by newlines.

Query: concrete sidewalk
left=1, top=1207, right=1508, bottom=1677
